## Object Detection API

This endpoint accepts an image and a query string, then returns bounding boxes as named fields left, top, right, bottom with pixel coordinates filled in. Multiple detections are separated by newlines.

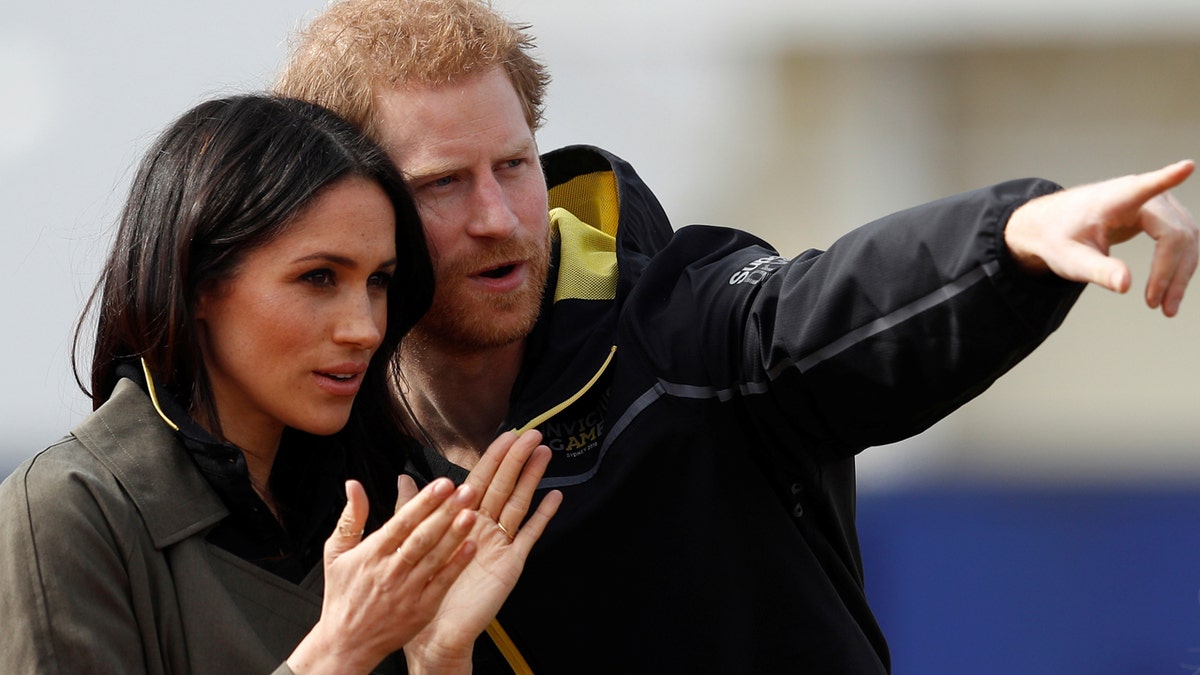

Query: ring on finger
left=337, top=522, right=364, bottom=538
left=497, top=521, right=515, bottom=541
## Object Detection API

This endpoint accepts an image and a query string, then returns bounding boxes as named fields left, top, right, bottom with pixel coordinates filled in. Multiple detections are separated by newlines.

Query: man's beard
left=409, top=234, right=552, bottom=353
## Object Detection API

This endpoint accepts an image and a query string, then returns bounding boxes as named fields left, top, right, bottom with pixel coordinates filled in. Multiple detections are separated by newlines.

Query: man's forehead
left=371, top=73, right=536, bottom=173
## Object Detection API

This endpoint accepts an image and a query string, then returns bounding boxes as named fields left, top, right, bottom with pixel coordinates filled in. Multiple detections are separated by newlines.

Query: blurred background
left=3, top=0, right=1199, bottom=671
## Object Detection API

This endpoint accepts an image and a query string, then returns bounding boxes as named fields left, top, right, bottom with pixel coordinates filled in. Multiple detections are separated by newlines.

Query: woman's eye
left=369, top=271, right=394, bottom=288
left=302, top=269, right=335, bottom=287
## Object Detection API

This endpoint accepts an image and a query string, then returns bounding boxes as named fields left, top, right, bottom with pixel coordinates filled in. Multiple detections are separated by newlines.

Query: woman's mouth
left=313, top=368, right=365, bottom=396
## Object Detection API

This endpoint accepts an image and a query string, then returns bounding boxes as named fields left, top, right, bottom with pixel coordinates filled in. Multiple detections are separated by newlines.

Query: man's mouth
left=478, top=263, right=518, bottom=279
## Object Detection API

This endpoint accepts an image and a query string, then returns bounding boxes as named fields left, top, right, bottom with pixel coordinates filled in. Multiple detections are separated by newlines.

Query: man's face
left=375, top=66, right=551, bottom=353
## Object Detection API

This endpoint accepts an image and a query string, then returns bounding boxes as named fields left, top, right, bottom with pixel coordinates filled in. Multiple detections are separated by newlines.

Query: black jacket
left=413, top=145, right=1084, bottom=673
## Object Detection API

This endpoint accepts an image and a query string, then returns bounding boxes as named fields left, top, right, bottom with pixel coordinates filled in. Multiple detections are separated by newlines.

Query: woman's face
left=195, top=176, right=398, bottom=456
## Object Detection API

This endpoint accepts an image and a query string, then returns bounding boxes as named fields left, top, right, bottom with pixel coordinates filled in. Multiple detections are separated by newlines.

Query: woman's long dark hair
left=73, top=94, right=433, bottom=513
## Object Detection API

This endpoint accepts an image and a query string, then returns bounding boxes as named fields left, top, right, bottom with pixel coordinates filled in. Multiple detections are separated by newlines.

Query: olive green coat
left=0, top=379, right=318, bottom=674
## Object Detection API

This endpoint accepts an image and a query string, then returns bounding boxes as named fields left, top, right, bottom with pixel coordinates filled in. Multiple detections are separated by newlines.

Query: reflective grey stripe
left=537, top=381, right=666, bottom=489
left=537, top=262, right=996, bottom=487
left=656, top=380, right=765, bottom=401
left=774, top=261, right=997, bottom=378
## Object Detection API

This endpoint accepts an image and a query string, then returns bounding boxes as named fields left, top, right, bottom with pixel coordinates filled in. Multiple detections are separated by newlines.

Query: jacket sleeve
left=623, top=178, right=1085, bottom=461
left=0, top=445, right=153, bottom=673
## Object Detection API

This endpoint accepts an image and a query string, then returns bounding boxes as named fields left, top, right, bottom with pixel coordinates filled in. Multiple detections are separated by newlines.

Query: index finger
left=463, top=431, right=519, bottom=501
left=1121, top=160, right=1195, bottom=211
left=479, top=431, right=544, bottom=525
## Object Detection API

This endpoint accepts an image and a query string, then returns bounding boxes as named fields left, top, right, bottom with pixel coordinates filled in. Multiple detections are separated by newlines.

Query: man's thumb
left=1097, top=258, right=1132, bottom=294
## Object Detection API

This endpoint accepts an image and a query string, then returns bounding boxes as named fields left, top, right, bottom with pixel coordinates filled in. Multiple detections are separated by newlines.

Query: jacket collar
left=504, top=146, right=672, bottom=428
left=70, top=376, right=228, bottom=549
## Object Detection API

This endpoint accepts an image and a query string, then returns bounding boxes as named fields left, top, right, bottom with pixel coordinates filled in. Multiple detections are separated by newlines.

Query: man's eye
left=430, top=176, right=454, bottom=188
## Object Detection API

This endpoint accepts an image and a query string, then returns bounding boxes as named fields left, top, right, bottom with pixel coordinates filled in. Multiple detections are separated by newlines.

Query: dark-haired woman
left=0, top=95, right=559, bottom=674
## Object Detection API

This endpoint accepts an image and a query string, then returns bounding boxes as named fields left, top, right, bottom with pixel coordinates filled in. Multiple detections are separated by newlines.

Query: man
left=276, top=1, right=1197, bottom=672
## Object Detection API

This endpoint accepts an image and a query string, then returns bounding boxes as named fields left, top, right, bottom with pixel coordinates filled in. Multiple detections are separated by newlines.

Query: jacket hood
left=542, top=144, right=675, bottom=299
left=504, top=145, right=674, bottom=430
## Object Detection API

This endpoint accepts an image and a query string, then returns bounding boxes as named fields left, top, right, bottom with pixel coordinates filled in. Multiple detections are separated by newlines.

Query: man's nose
left=466, top=173, right=519, bottom=240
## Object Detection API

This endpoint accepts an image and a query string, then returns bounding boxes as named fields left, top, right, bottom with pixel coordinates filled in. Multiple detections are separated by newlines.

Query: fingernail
left=431, top=478, right=453, bottom=496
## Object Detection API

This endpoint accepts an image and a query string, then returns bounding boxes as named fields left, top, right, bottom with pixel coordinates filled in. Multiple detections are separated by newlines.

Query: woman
left=0, top=94, right=558, bottom=674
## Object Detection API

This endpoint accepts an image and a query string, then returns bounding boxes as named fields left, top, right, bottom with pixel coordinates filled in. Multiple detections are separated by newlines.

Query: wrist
left=1003, top=201, right=1050, bottom=276
left=288, top=620, right=384, bottom=675
left=404, top=638, right=474, bottom=675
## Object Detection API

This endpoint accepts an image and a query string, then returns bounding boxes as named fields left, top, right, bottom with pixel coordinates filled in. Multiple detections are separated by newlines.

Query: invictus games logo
left=541, top=388, right=610, bottom=460
left=729, top=256, right=788, bottom=285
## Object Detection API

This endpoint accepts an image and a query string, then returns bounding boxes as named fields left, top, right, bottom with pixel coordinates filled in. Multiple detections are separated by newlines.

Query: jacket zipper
left=513, top=345, right=617, bottom=434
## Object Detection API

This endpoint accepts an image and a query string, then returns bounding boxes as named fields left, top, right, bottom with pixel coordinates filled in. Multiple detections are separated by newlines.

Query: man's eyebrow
left=403, top=140, right=537, bottom=182
left=403, top=162, right=458, bottom=182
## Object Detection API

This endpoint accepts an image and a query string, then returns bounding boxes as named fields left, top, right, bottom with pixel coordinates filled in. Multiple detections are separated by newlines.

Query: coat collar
left=70, top=377, right=228, bottom=549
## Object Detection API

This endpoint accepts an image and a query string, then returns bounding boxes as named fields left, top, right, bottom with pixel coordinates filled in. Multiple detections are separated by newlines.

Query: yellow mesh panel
left=550, top=208, right=617, bottom=302
left=547, top=171, right=620, bottom=238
